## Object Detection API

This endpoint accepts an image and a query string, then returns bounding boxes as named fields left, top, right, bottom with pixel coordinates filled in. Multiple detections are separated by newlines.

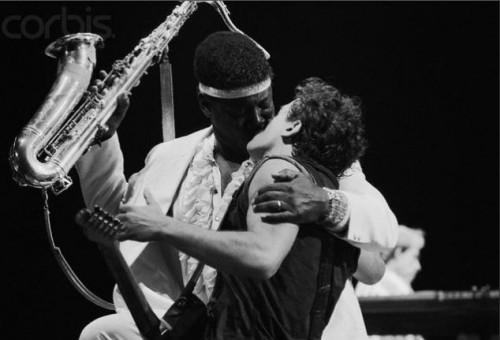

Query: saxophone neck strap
left=160, top=53, right=176, bottom=143
left=41, top=189, right=115, bottom=311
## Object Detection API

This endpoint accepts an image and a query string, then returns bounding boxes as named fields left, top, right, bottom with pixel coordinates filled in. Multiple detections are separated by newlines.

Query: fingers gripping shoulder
left=248, top=159, right=300, bottom=200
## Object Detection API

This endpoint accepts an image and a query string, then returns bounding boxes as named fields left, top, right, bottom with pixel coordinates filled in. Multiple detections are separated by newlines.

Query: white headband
left=199, top=77, right=271, bottom=99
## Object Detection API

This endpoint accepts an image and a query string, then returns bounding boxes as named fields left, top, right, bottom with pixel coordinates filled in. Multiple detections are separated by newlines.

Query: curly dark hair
left=288, top=77, right=367, bottom=177
left=194, top=31, right=273, bottom=90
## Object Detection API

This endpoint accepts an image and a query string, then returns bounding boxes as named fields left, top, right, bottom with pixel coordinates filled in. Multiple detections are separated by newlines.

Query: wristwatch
left=321, top=188, right=350, bottom=233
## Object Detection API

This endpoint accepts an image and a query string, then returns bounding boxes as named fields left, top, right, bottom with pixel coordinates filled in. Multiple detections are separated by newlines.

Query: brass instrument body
left=10, top=33, right=103, bottom=192
left=10, top=1, right=269, bottom=195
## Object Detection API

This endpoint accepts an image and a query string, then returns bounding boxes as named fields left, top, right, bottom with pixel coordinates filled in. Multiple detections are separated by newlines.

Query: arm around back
left=353, top=250, right=385, bottom=285
left=338, top=161, right=398, bottom=251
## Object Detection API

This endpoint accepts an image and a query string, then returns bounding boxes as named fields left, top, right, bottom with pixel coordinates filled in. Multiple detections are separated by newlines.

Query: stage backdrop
left=1, top=2, right=498, bottom=339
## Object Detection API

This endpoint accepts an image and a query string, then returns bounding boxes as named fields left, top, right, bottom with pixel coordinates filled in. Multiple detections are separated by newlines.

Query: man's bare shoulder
left=249, top=158, right=300, bottom=197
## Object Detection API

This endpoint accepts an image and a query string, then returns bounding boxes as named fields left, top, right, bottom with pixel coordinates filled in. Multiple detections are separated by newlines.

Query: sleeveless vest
left=206, top=156, right=360, bottom=340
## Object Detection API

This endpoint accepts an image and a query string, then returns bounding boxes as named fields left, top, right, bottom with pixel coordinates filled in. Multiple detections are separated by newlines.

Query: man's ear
left=282, top=120, right=302, bottom=138
left=198, top=92, right=212, bottom=118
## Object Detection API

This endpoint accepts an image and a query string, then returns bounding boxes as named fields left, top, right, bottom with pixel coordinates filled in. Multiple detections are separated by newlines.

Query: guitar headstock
left=75, top=206, right=124, bottom=248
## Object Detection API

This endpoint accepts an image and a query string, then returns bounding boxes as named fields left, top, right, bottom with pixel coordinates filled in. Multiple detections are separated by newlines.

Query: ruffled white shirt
left=173, top=134, right=254, bottom=303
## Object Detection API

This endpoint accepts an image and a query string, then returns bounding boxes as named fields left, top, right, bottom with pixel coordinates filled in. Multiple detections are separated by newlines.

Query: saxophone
left=9, top=1, right=269, bottom=195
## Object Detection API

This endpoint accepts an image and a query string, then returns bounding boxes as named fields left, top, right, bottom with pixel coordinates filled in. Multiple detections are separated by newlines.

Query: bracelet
left=321, top=188, right=350, bottom=229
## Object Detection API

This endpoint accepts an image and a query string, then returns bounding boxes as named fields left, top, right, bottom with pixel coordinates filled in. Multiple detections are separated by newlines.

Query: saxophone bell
left=9, top=33, right=103, bottom=194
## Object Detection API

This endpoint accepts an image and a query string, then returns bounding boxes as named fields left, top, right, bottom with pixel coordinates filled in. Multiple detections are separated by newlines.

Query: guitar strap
left=159, top=248, right=207, bottom=340
left=160, top=155, right=243, bottom=336
left=160, top=189, right=207, bottom=338
left=307, top=236, right=335, bottom=340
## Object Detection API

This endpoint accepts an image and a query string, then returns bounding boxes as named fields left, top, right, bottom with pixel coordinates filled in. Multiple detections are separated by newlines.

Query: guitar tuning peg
left=88, top=212, right=97, bottom=224
left=102, top=217, right=110, bottom=230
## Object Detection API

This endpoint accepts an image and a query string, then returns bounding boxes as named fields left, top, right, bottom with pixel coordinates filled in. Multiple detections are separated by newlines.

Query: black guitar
left=75, top=206, right=167, bottom=340
left=75, top=206, right=207, bottom=340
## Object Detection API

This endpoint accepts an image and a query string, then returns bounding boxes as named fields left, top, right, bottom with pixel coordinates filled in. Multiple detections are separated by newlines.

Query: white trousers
left=79, top=312, right=142, bottom=340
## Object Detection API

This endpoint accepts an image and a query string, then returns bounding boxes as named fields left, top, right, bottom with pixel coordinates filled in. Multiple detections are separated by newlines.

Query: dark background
left=1, top=2, right=498, bottom=339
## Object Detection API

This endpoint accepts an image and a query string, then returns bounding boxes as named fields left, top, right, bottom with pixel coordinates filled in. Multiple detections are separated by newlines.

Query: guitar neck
left=99, top=242, right=164, bottom=340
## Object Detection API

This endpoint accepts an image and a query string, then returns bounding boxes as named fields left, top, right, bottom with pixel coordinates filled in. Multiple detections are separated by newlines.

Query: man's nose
left=253, top=108, right=273, bottom=126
